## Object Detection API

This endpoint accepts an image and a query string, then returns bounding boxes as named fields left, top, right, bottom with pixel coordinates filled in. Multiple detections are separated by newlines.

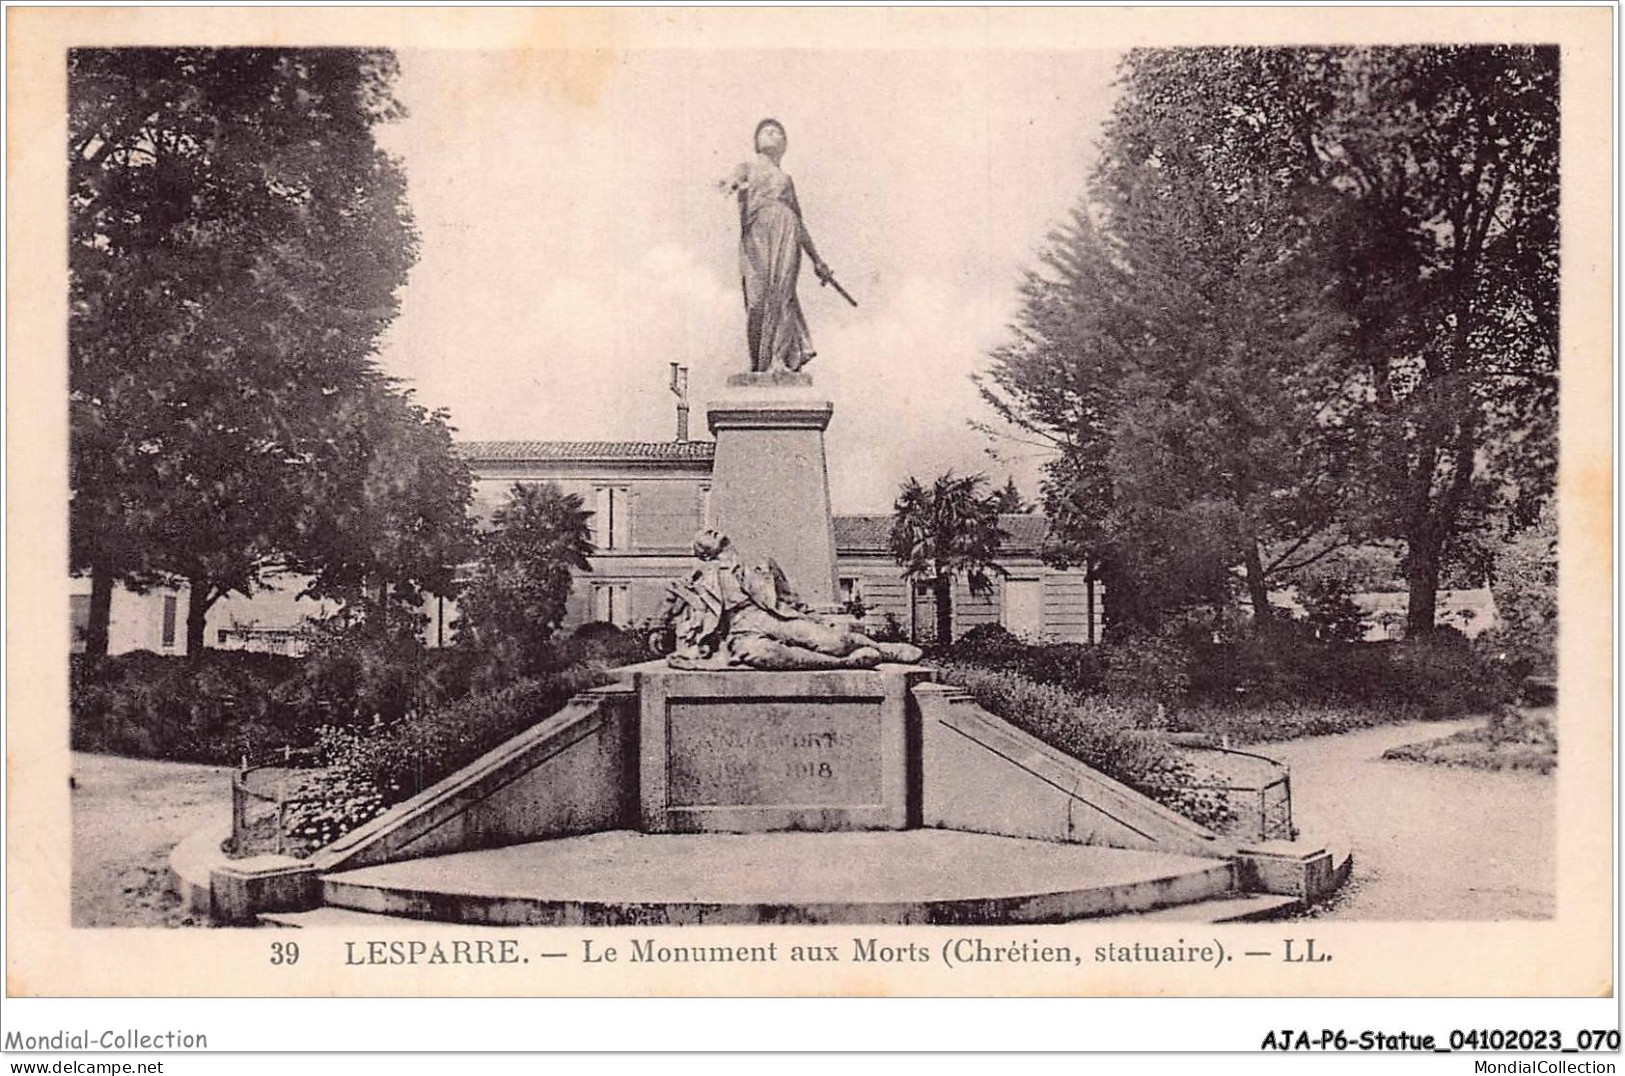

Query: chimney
left=669, top=362, right=690, bottom=442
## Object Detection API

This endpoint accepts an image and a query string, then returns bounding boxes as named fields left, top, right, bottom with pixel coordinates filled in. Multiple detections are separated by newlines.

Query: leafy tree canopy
left=981, top=45, right=1556, bottom=637
left=69, top=48, right=446, bottom=653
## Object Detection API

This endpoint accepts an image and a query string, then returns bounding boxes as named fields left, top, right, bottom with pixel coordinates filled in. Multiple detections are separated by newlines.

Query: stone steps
left=316, top=829, right=1239, bottom=926
left=267, top=888, right=1298, bottom=928
left=1114, top=892, right=1303, bottom=922
left=259, top=906, right=478, bottom=929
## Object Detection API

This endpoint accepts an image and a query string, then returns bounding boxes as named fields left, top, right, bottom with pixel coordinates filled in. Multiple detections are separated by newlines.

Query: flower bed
left=1381, top=707, right=1556, bottom=774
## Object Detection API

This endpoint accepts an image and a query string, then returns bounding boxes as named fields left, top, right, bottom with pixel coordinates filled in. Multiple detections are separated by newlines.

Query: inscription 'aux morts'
left=666, top=700, right=882, bottom=807
left=712, top=730, right=841, bottom=777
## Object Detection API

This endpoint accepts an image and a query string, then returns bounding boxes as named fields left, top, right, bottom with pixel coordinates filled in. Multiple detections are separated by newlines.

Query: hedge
left=942, top=623, right=1511, bottom=716
left=71, top=651, right=312, bottom=764
left=315, top=664, right=610, bottom=804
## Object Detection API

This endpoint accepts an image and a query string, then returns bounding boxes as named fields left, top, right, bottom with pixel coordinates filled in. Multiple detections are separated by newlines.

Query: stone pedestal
left=636, top=665, right=928, bottom=834
left=707, top=379, right=840, bottom=610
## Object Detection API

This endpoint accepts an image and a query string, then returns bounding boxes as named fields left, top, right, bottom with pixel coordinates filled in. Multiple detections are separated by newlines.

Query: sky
left=374, top=47, right=1121, bottom=513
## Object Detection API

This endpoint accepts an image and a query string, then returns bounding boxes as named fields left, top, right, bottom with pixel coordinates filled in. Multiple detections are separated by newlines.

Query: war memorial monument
left=174, top=119, right=1348, bottom=927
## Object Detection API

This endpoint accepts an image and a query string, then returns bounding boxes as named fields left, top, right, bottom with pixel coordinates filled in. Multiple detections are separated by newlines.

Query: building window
left=161, top=595, right=179, bottom=649
left=592, top=582, right=632, bottom=628
left=699, top=484, right=713, bottom=529
left=593, top=486, right=631, bottom=550
left=1001, top=579, right=1044, bottom=640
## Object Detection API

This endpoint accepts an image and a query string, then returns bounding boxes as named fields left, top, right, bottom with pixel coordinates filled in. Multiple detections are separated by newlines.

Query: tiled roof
left=833, top=513, right=1050, bottom=556
left=457, top=440, right=716, bottom=462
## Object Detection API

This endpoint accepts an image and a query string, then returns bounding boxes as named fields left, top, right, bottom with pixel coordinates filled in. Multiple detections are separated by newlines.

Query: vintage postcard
left=4, top=4, right=1615, bottom=1015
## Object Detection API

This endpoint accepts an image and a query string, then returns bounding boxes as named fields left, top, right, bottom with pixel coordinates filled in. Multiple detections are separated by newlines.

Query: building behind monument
left=70, top=437, right=1106, bottom=655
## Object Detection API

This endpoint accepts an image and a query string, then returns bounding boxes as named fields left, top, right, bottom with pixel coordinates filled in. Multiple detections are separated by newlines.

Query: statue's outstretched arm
left=716, top=162, right=750, bottom=195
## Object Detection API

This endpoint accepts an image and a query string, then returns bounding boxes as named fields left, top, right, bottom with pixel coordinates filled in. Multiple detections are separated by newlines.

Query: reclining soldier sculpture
left=662, top=529, right=923, bottom=671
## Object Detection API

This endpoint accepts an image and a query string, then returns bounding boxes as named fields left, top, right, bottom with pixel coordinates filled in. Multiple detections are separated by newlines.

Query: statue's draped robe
left=738, top=158, right=814, bottom=372
left=665, top=548, right=923, bottom=670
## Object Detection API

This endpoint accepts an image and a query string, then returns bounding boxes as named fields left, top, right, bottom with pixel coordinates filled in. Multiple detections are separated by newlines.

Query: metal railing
left=229, top=746, right=323, bottom=858
left=1166, top=742, right=1295, bottom=843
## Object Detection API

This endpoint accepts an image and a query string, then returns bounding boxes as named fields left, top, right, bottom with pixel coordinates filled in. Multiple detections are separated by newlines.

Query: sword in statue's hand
left=815, top=262, right=859, bottom=307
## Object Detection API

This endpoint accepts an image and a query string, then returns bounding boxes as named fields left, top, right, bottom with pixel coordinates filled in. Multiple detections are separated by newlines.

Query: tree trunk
left=186, top=579, right=214, bottom=656
left=1405, top=419, right=1475, bottom=638
left=1097, top=554, right=1152, bottom=639
left=1405, top=536, right=1443, bottom=636
left=85, top=565, right=114, bottom=658
left=1243, top=542, right=1273, bottom=628
left=934, top=574, right=954, bottom=646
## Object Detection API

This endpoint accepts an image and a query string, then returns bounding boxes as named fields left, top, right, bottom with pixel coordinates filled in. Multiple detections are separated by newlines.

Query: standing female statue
left=719, top=119, right=834, bottom=374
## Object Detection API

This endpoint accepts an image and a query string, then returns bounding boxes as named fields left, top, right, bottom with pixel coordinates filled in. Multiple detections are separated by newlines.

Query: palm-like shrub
left=889, top=472, right=1006, bottom=645
left=455, top=481, right=594, bottom=682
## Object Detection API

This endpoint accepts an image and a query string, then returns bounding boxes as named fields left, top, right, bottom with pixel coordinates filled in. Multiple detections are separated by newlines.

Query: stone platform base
left=177, top=664, right=1349, bottom=924
left=316, top=829, right=1236, bottom=926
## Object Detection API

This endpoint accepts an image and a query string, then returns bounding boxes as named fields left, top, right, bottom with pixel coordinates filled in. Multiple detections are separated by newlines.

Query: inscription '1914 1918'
left=783, top=731, right=837, bottom=779
left=666, top=699, right=882, bottom=807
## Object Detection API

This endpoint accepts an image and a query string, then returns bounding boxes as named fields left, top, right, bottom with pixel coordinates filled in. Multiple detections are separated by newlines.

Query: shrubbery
left=558, top=621, right=656, bottom=669
left=281, top=770, right=389, bottom=854
left=314, top=664, right=610, bottom=805
left=1099, top=628, right=1193, bottom=701
left=1382, top=705, right=1556, bottom=773
left=1166, top=700, right=1423, bottom=744
left=72, top=617, right=646, bottom=853
left=940, top=625, right=1106, bottom=695
left=943, top=621, right=1512, bottom=719
left=1188, top=627, right=1510, bottom=715
left=288, top=602, right=466, bottom=728
left=452, top=481, right=595, bottom=684
left=71, top=650, right=312, bottom=764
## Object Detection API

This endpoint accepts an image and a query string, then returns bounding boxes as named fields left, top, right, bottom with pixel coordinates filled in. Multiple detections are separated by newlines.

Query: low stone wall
left=911, top=682, right=1231, bottom=859
left=316, top=681, right=639, bottom=873
left=910, top=684, right=1338, bottom=900
left=1172, top=745, right=1295, bottom=843
left=196, top=682, right=638, bottom=922
left=167, top=819, right=231, bottom=917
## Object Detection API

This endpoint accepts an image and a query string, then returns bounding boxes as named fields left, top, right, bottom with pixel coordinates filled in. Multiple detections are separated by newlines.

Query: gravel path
left=1263, top=716, right=1555, bottom=920
left=71, top=752, right=233, bottom=927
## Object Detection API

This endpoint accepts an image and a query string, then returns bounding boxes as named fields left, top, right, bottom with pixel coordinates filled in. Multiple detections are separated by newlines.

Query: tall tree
left=983, top=50, right=1362, bottom=635
left=1316, top=46, right=1559, bottom=633
left=988, top=476, right=1032, bottom=515
left=1110, top=46, right=1559, bottom=634
left=69, top=48, right=422, bottom=653
left=982, top=45, right=1556, bottom=637
left=889, top=472, right=1006, bottom=645
left=977, top=208, right=1124, bottom=615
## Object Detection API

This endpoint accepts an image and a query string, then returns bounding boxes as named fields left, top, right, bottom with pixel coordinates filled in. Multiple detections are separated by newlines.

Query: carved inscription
left=666, top=698, right=882, bottom=807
